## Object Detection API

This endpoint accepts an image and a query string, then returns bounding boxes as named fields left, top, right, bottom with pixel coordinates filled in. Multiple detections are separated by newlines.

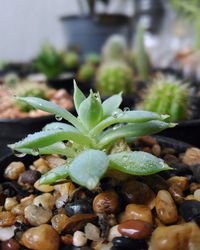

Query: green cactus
left=102, top=35, right=128, bottom=62
left=34, top=44, right=64, bottom=80
left=139, top=77, right=190, bottom=122
left=3, top=73, right=19, bottom=87
left=78, top=63, right=96, bottom=82
left=85, top=52, right=101, bottom=66
left=64, top=51, right=79, bottom=69
left=96, top=61, right=134, bottom=95
left=131, top=25, right=150, bottom=81
left=15, top=82, right=49, bottom=112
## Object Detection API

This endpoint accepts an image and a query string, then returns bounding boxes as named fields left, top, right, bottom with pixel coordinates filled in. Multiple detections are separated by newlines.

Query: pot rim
left=0, top=114, right=54, bottom=123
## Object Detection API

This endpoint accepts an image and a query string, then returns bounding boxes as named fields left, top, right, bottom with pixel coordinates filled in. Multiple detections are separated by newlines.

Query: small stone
left=4, top=162, right=25, bottom=180
left=168, top=185, right=184, bottom=204
left=54, top=182, right=76, bottom=197
left=93, top=192, right=119, bottom=214
left=34, top=180, right=54, bottom=192
left=65, top=199, right=92, bottom=216
left=118, top=220, right=152, bottom=239
left=149, top=223, right=200, bottom=250
left=61, top=234, right=73, bottom=245
left=0, top=211, right=16, bottom=227
left=4, top=197, right=18, bottom=211
left=108, top=225, right=122, bottom=242
left=18, top=170, right=41, bottom=186
left=152, top=144, right=161, bottom=157
left=190, top=182, right=200, bottom=193
left=155, top=190, right=178, bottom=225
left=24, top=204, right=52, bottom=226
left=183, top=147, right=200, bottom=166
left=120, top=204, right=153, bottom=225
left=21, top=224, right=60, bottom=250
left=112, top=237, right=148, bottom=250
left=1, top=239, right=20, bottom=250
left=194, top=189, right=200, bottom=201
left=33, top=193, right=55, bottom=210
left=0, top=226, right=16, bottom=241
left=84, top=223, right=100, bottom=241
left=73, top=231, right=87, bottom=247
left=51, top=214, right=69, bottom=233
left=163, top=154, right=180, bottom=165
left=167, top=176, right=189, bottom=191
left=179, top=200, right=200, bottom=225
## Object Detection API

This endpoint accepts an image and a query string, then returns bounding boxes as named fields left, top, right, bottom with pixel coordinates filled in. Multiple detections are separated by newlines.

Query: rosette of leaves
left=64, top=51, right=79, bottom=70
left=139, top=77, right=190, bottom=122
left=15, top=81, right=49, bottom=112
left=9, top=81, right=174, bottom=190
left=96, top=61, right=134, bottom=95
left=78, top=63, right=96, bottom=82
left=34, top=44, right=64, bottom=80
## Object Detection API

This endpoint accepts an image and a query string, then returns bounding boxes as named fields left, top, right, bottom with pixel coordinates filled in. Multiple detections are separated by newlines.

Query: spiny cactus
left=96, top=61, right=134, bottom=95
left=64, top=51, right=79, bottom=69
left=102, top=35, right=128, bottom=62
left=78, top=63, right=96, bottom=82
left=34, top=44, right=64, bottom=80
left=85, top=52, right=101, bottom=66
left=15, top=81, right=49, bottom=112
left=139, top=77, right=190, bottom=122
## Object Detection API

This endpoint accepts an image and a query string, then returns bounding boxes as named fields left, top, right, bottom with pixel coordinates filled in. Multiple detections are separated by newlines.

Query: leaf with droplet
left=102, top=92, right=122, bottom=118
left=109, top=151, right=172, bottom=175
left=69, top=149, right=109, bottom=190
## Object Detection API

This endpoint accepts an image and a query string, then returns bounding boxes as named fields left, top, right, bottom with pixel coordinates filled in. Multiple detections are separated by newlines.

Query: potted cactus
left=64, top=51, right=80, bottom=73
left=1, top=82, right=200, bottom=249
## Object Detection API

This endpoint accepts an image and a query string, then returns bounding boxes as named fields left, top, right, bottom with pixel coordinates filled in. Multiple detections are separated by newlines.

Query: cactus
left=34, top=44, right=64, bottom=80
left=96, top=61, right=134, bottom=95
left=3, top=73, right=19, bottom=87
left=139, top=77, right=190, bottom=122
left=131, top=25, right=150, bottom=81
left=78, top=63, right=96, bottom=82
left=85, top=53, right=101, bottom=66
left=102, top=35, right=128, bottom=62
left=64, top=51, right=79, bottom=69
left=15, top=81, right=49, bottom=112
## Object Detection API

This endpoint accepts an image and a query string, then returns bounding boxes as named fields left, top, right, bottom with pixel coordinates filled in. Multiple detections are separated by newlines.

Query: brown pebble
left=118, top=220, right=152, bottom=239
left=64, top=214, right=97, bottom=233
left=152, top=144, right=161, bottom=157
left=155, top=190, right=178, bottom=225
left=162, top=147, right=176, bottom=155
left=138, top=136, right=157, bottom=146
left=4, top=162, right=25, bottom=180
left=0, top=211, right=15, bottom=227
left=163, top=154, right=179, bottom=165
left=120, top=204, right=153, bottom=225
left=18, top=170, right=41, bottom=186
left=149, top=223, right=200, bottom=250
left=183, top=147, right=200, bottom=166
left=190, top=182, right=200, bottom=193
left=21, top=224, right=60, bottom=250
left=51, top=214, right=69, bottom=233
left=168, top=185, right=184, bottom=204
left=1, top=239, right=20, bottom=250
left=167, top=176, right=189, bottom=191
left=61, top=234, right=73, bottom=245
left=93, top=192, right=119, bottom=214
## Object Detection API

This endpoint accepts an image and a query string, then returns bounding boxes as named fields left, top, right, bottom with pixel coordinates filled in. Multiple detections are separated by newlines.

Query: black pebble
left=112, top=237, right=148, bottom=250
left=65, top=199, right=92, bottom=216
left=179, top=200, right=200, bottom=225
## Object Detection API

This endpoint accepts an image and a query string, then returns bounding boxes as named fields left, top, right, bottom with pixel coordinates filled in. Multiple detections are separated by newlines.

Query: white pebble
left=73, top=231, right=87, bottom=247
left=0, top=226, right=16, bottom=241
left=85, top=223, right=100, bottom=241
left=194, top=189, right=200, bottom=201
left=108, top=225, right=122, bottom=242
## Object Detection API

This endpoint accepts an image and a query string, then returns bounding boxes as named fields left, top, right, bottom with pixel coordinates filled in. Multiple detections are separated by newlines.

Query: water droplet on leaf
left=112, top=109, right=123, bottom=119
left=32, top=148, right=39, bottom=156
left=14, top=151, right=26, bottom=158
left=55, top=115, right=62, bottom=121
left=123, top=107, right=130, bottom=113
left=113, top=124, right=122, bottom=130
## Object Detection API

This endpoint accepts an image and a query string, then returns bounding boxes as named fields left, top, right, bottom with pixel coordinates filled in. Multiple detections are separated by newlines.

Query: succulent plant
left=139, top=77, right=190, bottom=122
left=102, top=35, right=128, bottom=62
left=3, top=73, right=19, bottom=87
left=64, top=51, right=79, bottom=69
left=15, top=81, right=49, bottom=112
left=85, top=53, right=101, bottom=66
left=34, top=44, right=64, bottom=80
left=131, top=25, right=150, bottom=81
left=9, top=81, right=174, bottom=190
left=96, top=61, right=134, bottom=95
left=78, top=63, right=96, bottom=82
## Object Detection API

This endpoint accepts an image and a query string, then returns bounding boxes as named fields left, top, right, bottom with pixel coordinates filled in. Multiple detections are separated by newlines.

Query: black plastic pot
left=60, top=15, right=131, bottom=56
left=0, top=115, right=55, bottom=158
left=48, top=74, right=74, bottom=94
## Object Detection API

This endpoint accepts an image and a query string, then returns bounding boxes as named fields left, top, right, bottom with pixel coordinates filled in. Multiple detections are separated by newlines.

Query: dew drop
left=122, top=155, right=128, bottom=161
left=123, top=107, right=130, bottom=113
left=55, top=115, right=63, bottom=121
left=112, top=109, right=123, bottom=119
left=32, top=148, right=39, bottom=156
left=113, top=124, right=122, bottom=130
left=14, top=151, right=26, bottom=158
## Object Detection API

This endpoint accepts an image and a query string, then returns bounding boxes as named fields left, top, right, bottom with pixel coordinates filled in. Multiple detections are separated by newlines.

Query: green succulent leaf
left=69, top=149, right=109, bottom=190
left=90, top=110, right=169, bottom=137
left=8, top=128, right=93, bottom=150
left=109, top=151, right=172, bottom=176
left=73, top=80, right=86, bottom=112
left=102, top=92, right=122, bottom=118
left=98, top=121, right=175, bottom=148
left=16, top=97, right=85, bottom=132
left=40, top=164, right=69, bottom=185
left=78, top=91, right=103, bottom=130
left=43, top=122, right=76, bottom=131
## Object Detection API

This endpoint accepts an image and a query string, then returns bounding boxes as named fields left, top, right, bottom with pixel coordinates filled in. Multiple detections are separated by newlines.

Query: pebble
left=34, top=180, right=54, bottom=192
left=73, top=231, right=87, bottom=247
left=93, top=192, right=119, bottom=214
left=54, top=182, right=76, bottom=197
left=0, top=211, right=16, bottom=227
left=183, top=147, right=200, bottom=166
left=155, top=190, right=178, bottom=224
left=168, top=185, right=184, bottom=204
left=143, top=175, right=168, bottom=193
left=179, top=200, right=200, bottom=225
left=64, top=214, right=97, bottom=233
left=0, top=226, right=16, bottom=241
left=61, top=234, right=73, bottom=245
left=33, top=193, right=55, bottom=210
left=112, top=237, right=148, bottom=250
left=1, top=239, right=20, bottom=250
left=51, top=214, right=69, bottom=233
left=4, top=162, right=25, bottom=180
left=152, top=144, right=161, bottom=156
left=167, top=176, right=189, bottom=191
left=24, top=204, right=52, bottom=226
left=65, top=199, right=92, bottom=216
left=84, top=223, right=100, bottom=241
left=18, top=170, right=41, bottom=186
left=118, top=220, right=152, bottom=239
left=149, top=223, right=200, bottom=250
left=190, top=182, right=200, bottom=193
left=194, top=189, right=200, bottom=201
left=108, top=225, right=122, bottom=242
left=120, top=204, right=153, bottom=225
left=4, top=197, right=18, bottom=211
left=22, top=224, right=60, bottom=250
